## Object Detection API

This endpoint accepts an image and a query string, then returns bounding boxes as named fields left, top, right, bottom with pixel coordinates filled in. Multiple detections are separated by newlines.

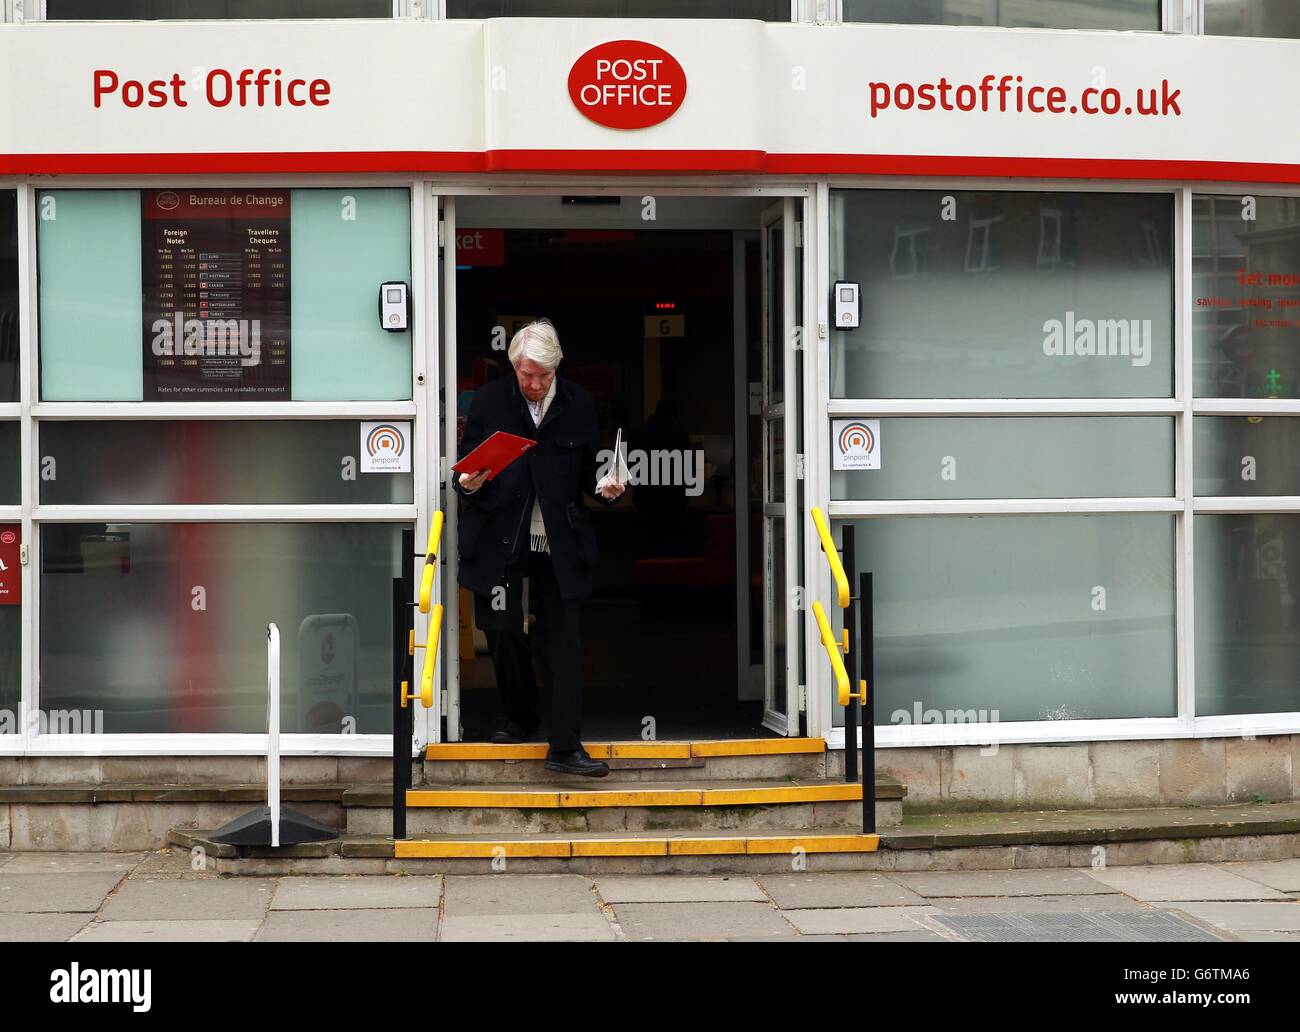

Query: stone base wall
left=0, top=755, right=393, bottom=786
left=842, top=734, right=1300, bottom=812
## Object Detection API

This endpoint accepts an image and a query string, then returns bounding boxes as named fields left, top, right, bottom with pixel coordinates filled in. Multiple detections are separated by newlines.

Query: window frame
left=2, top=174, right=437, bottom=756
left=818, top=177, right=1300, bottom=751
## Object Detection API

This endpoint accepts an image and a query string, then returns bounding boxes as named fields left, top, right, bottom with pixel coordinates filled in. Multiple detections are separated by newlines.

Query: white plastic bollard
left=267, top=622, right=281, bottom=849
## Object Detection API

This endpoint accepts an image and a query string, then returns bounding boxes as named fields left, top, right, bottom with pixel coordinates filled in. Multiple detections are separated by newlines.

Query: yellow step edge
left=405, top=783, right=861, bottom=809
left=393, top=834, right=880, bottom=859
left=571, top=839, right=669, bottom=857
left=423, top=738, right=826, bottom=762
left=394, top=839, right=571, bottom=859
left=690, top=738, right=825, bottom=758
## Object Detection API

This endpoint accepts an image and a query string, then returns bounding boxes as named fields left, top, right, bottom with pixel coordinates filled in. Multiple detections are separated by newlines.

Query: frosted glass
left=290, top=189, right=412, bottom=401
left=833, top=417, right=1173, bottom=499
left=1193, top=417, right=1300, bottom=497
left=843, top=0, right=1159, bottom=29
left=1195, top=515, right=1300, bottom=716
left=37, top=188, right=412, bottom=401
left=38, top=190, right=143, bottom=401
left=0, top=422, right=18, bottom=505
left=830, top=190, right=1174, bottom=399
left=837, top=514, right=1176, bottom=725
left=1205, top=0, right=1300, bottom=38
left=40, top=421, right=413, bottom=505
left=39, top=522, right=403, bottom=733
left=1192, top=194, right=1300, bottom=398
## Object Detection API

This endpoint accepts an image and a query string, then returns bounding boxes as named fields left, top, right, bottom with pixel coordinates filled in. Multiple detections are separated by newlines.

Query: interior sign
left=361, top=421, right=411, bottom=473
left=0, top=527, right=19, bottom=606
left=568, top=40, right=686, bottom=130
left=832, top=418, right=881, bottom=471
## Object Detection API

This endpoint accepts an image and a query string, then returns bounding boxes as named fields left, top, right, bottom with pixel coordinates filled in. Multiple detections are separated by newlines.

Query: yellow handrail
left=810, top=507, right=850, bottom=609
left=418, top=511, right=444, bottom=614
left=812, top=601, right=851, bottom=706
left=401, top=602, right=444, bottom=709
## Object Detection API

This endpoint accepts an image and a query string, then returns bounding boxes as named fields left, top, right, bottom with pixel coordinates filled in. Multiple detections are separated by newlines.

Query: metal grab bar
left=810, top=506, right=850, bottom=609
left=812, top=601, right=851, bottom=706
left=418, top=511, right=445, bottom=614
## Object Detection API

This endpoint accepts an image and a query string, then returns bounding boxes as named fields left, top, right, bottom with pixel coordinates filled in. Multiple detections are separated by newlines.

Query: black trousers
left=472, top=550, right=583, bottom=752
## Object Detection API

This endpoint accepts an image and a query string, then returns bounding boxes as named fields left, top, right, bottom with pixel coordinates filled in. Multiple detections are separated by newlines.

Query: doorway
left=436, top=192, right=804, bottom=743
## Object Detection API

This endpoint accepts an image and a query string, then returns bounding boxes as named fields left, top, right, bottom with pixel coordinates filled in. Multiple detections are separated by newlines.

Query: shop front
left=1, top=10, right=1299, bottom=813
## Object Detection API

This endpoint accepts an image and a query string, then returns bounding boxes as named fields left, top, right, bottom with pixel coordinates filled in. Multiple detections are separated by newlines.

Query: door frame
left=427, top=181, right=816, bottom=743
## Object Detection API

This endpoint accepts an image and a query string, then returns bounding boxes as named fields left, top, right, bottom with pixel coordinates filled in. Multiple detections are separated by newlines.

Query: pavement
left=1, top=850, right=1298, bottom=941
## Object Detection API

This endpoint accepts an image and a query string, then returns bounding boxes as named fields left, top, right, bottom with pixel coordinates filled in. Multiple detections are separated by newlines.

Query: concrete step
left=167, top=800, right=1300, bottom=876
left=344, top=776, right=903, bottom=836
left=420, top=738, right=831, bottom=784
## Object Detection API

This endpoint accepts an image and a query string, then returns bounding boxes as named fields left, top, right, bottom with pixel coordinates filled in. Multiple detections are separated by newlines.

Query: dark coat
left=452, top=372, right=616, bottom=601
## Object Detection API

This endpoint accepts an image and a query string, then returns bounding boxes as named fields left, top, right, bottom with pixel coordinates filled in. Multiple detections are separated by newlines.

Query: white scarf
left=526, top=377, right=557, bottom=554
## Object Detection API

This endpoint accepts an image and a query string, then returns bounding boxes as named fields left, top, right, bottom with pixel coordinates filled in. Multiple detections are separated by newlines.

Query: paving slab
left=1088, top=864, right=1289, bottom=901
left=100, top=878, right=275, bottom=921
left=0, top=871, right=125, bottom=913
left=1223, top=859, right=1300, bottom=893
left=1233, top=931, right=1300, bottom=942
left=1156, top=902, right=1300, bottom=932
left=847, top=931, right=954, bottom=942
left=0, top=913, right=93, bottom=941
left=888, top=869, right=1116, bottom=898
left=129, top=851, right=222, bottom=880
left=727, top=934, right=849, bottom=941
left=443, top=874, right=597, bottom=916
left=595, top=876, right=764, bottom=904
left=440, top=912, right=616, bottom=942
left=783, top=905, right=942, bottom=935
left=614, top=901, right=796, bottom=940
left=257, top=908, right=438, bottom=942
left=3, top=852, right=146, bottom=874
left=933, top=893, right=1145, bottom=914
left=74, top=920, right=261, bottom=942
left=758, top=872, right=927, bottom=910
left=272, top=876, right=443, bottom=911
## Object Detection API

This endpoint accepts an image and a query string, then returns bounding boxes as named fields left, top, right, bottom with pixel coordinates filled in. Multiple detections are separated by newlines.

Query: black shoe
left=544, top=748, right=610, bottom=777
left=490, top=722, right=538, bottom=744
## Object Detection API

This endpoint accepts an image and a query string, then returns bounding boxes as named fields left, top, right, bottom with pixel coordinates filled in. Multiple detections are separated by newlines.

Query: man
left=453, top=319, right=624, bottom=777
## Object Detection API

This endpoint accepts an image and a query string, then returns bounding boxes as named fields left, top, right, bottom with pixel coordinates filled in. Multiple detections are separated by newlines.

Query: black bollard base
left=209, top=805, right=338, bottom=847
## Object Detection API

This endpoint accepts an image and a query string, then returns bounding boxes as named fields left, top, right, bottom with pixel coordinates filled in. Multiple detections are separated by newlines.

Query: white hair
left=508, top=319, right=563, bottom=371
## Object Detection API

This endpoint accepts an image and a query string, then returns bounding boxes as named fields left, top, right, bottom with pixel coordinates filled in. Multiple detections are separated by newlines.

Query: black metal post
left=860, top=570, right=876, bottom=835
left=392, top=528, right=416, bottom=842
left=840, top=525, right=858, bottom=786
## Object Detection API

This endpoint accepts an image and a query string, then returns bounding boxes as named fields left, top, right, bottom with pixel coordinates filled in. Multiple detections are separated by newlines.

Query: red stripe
left=3, top=149, right=1300, bottom=183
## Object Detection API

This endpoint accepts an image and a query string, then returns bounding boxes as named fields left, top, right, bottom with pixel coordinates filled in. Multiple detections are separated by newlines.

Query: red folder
left=451, top=431, right=537, bottom=481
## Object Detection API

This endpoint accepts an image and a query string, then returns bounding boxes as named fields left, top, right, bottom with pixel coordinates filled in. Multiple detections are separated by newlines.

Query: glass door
left=760, top=198, right=802, bottom=735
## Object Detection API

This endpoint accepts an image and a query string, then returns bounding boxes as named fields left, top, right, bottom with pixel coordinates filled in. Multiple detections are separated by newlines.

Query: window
left=844, top=515, right=1177, bottom=724
left=37, top=188, right=412, bottom=402
left=1192, top=194, right=1300, bottom=400
left=1195, top=515, right=1300, bottom=716
left=446, top=0, right=792, bottom=17
left=842, top=0, right=1160, bottom=31
left=0, top=190, right=17, bottom=402
left=39, top=523, right=401, bottom=734
left=1204, top=0, right=1300, bottom=38
left=44, top=0, right=392, bottom=18
left=39, top=422, right=414, bottom=505
left=829, top=190, right=1174, bottom=399
left=832, top=417, right=1174, bottom=500
left=0, top=191, right=17, bottom=725
left=830, top=186, right=1177, bottom=730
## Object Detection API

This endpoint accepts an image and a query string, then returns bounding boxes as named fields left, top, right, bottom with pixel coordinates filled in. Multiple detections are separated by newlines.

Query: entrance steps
left=164, top=800, right=1300, bottom=876
left=352, top=737, right=899, bottom=863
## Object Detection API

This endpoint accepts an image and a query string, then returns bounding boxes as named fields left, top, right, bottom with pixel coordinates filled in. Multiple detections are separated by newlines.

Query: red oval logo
left=0, top=531, right=13, bottom=545
left=568, top=40, right=686, bottom=131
